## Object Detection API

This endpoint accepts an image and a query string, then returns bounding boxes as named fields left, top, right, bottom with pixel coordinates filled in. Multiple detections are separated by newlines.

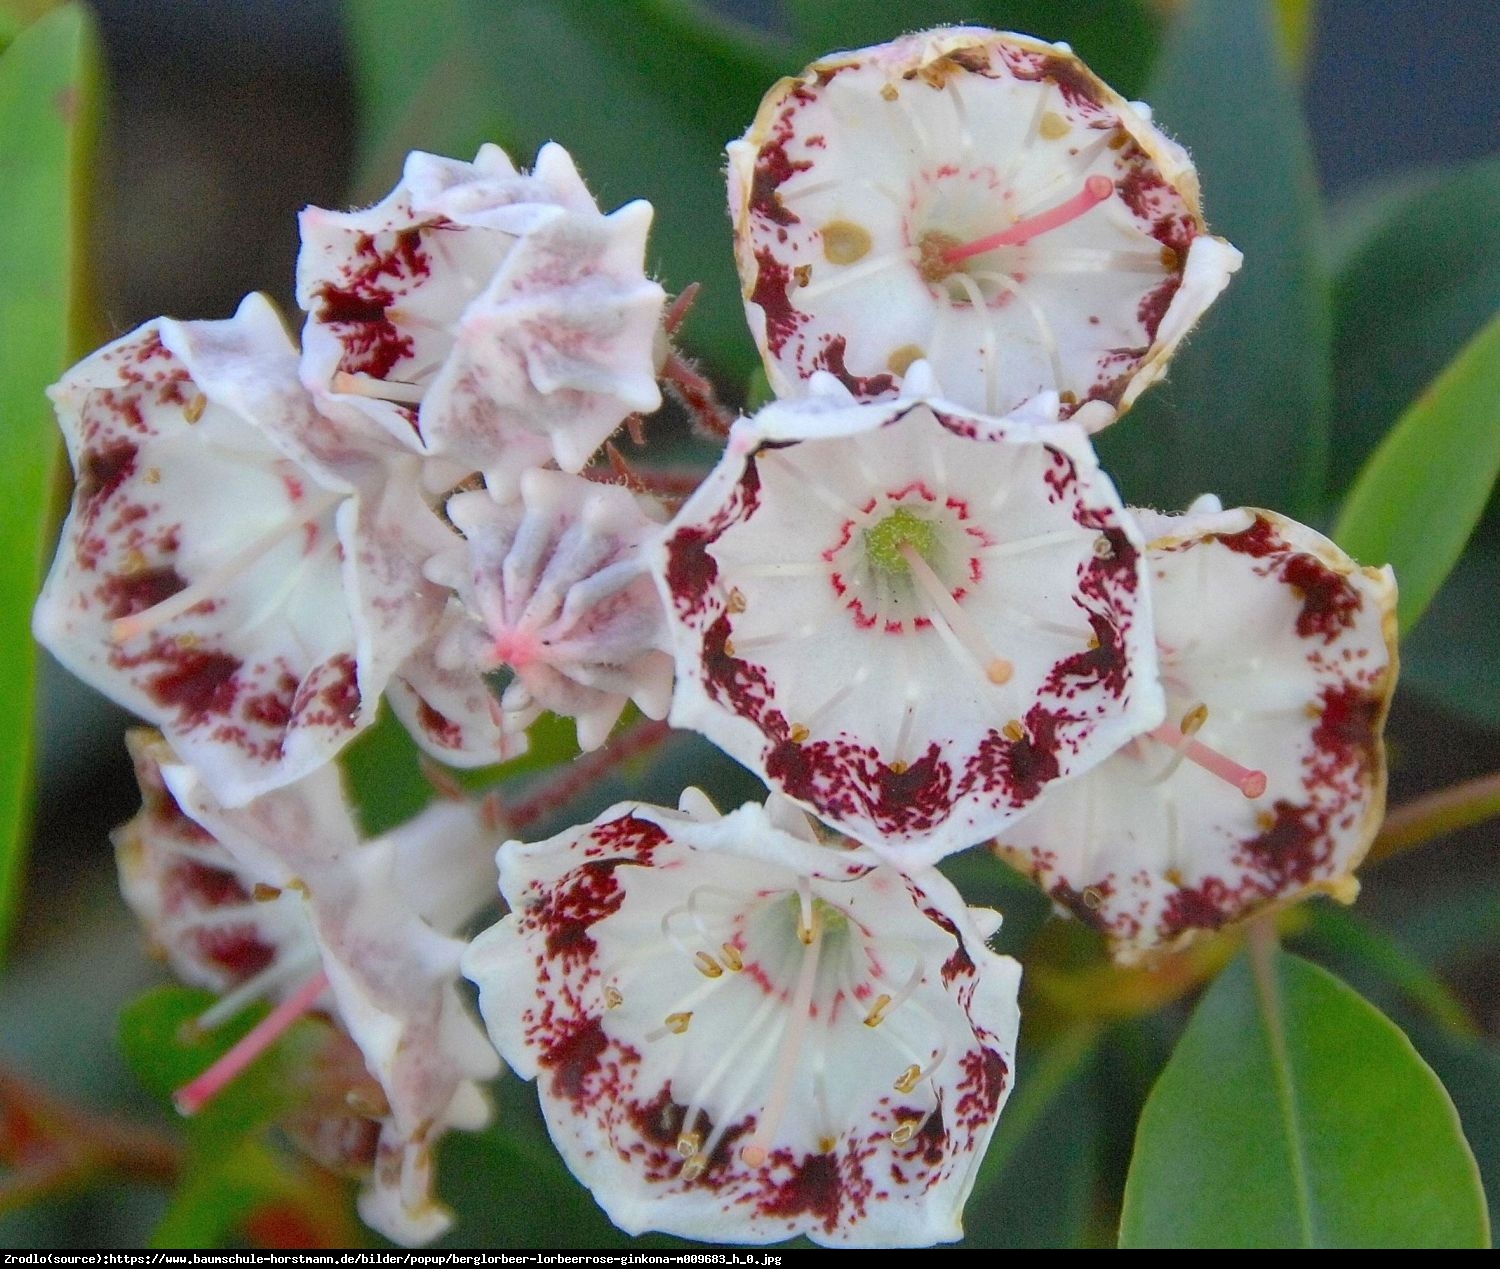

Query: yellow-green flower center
left=864, top=507, right=940, bottom=575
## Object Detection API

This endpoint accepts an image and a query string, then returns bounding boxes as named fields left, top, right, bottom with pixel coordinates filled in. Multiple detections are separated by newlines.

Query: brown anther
left=1039, top=110, right=1070, bottom=140
left=888, top=759, right=909, bottom=775
left=863, top=994, right=893, bottom=1028
left=681, top=1153, right=708, bottom=1182
left=1002, top=720, right=1027, bottom=743
left=880, top=83, right=899, bottom=101
left=1164, top=867, right=1184, bottom=886
left=726, top=587, right=747, bottom=614
left=287, top=877, right=310, bottom=898
left=894, top=1064, right=923, bottom=1094
left=987, top=658, right=1014, bottom=685
left=1180, top=703, right=1210, bottom=736
left=722, top=638, right=737, bottom=658
left=1160, top=246, right=1181, bottom=271
left=665, top=1011, right=693, bottom=1034
left=886, top=344, right=925, bottom=376
left=183, top=393, right=208, bottom=423
left=121, top=549, right=147, bottom=574
left=604, top=985, right=623, bottom=1009
left=677, top=1132, right=701, bottom=1159
left=793, top=263, right=813, bottom=288
left=251, top=883, right=281, bottom=902
left=1256, top=810, right=1277, bottom=831
left=143, top=467, right=162, bottom=485
left=1107, top=129, right=1129, bottom=149
left=821, top=219, right=873, bottom=265
left=1059, top=389, right=1079, bottom=407
left=818, top=1136, right=837, bottom=1154
left=175, top=633, right=199, bottom=649
left=1092, top=535, right=1115, bottom=558
left=1082, top=886, right=1104, bottom=910
left=917, top=230, right=963, bottom=284
left=694, top=952, right=724, bottom=979
left=789, top=723, right=810, bottom=744
left=890, top=1121, right=919, bottom=1145
left=720, top=943, right=743, bottom=972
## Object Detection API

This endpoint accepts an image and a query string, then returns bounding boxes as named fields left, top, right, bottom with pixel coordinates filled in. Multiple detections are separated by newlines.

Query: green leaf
left=1120, top=947, right=1489, bottom=1248
left=1327, top=159, right=1500, bottom=501
left=1293, top=903, right=1477, bottom=1039
left=149, top=1137, right=347, bottom=1251
left=0, top=1, right=101, bottom=964
left=1399, top=545, right=1500, bottom=728
left=1333, top=312, right=1500, bottom=632
left=1095, top=0, right=1330, bottom=521
left=964, top=1026, right=1100, bottom=1247
left=118, top=986, right=326, bottom=1157
left=782, top=0, right=1161, bottom=100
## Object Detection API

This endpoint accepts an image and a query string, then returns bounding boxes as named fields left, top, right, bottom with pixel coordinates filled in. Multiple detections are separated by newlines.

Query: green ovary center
left=864, top=507, right=940, bottom=575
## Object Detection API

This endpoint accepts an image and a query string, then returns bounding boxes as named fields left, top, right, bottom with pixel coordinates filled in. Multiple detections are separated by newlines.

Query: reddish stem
left=506, top=717, right=674, bottom=832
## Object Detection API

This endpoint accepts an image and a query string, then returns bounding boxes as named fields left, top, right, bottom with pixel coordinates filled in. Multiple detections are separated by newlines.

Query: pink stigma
left=943, top=175, right=1116, bottom=264
left=1149, top=722, right=1267, bottom=799
left=174, top=970, right=329, bottom=1115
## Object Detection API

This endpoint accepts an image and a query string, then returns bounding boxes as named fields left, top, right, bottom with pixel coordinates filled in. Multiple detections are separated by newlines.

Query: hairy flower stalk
left=994, top=501, right=1399, bottom=960
left=652, top=374, right=1162, bottom=864
left=728, top=27, right=1240, bottom=429
left=463, top=792, right=1021, bottom=1246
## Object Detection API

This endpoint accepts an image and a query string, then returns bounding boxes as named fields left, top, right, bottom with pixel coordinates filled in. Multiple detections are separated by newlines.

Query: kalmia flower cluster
left=33, top=28, right=1397, bottom=1248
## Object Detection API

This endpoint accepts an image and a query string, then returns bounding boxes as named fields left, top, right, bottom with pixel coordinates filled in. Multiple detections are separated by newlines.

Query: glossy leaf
left=1294, top=903, right=1477, bottom=1039
left=1095, top=0, right=1330, bottom=521
left=0, top=2, right=100, bottom=963
left=781, top=0, right=1160, bottom=100
left=1327, top=158, right=1500, bottom=501
left=1120, top=947, right=1489, bottom=1248
left=1334, top=311, right=1500, bottom=632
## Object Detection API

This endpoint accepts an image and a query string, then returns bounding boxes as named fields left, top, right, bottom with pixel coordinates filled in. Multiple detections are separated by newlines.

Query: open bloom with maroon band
left=651, top=374, right=1162, bottom=865
left=31, top=294, right=457, bottom=807
left=462, top=791, right=1022, bottom=1247
left=994, top=500, right=1398, bottom=961
left=728, top=27, right=1241, bottom=430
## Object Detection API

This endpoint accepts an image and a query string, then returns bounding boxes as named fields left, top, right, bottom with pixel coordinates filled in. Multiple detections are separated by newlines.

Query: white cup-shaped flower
left=651, top=376, right=1162, bottom=864
left=728, top=27, right=1241, bottom=428
left=32, top=294, right=453, bottom=806
left=994, top=502, right=1398, bottom=960
left=463, top=791, right=1021, bottom=1247
left=115, top=730, right=503, bottom=1245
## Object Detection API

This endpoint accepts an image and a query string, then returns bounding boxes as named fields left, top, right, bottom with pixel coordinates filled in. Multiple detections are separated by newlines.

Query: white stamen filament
left=741, top=903, right=824, bottom=1167
left=191, top=947, right=320, bottom=1033
left=331, top=371, right=427, bottom=404
left=898, top=544, right=1013, bottom=687
left=109, top=495, right=338, bottom=643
